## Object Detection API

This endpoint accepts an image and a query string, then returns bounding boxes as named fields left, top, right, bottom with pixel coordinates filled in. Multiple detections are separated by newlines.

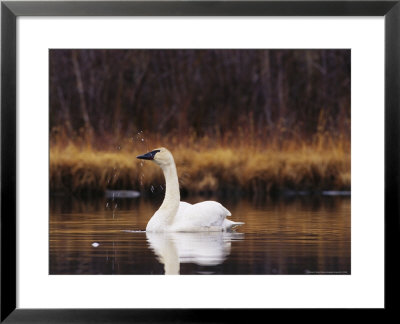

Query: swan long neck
left=159, top=160, right=180, bottom=224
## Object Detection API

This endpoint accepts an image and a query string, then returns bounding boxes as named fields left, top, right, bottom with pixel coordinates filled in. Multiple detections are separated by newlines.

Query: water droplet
left=92, top=242, right=100, bottom=247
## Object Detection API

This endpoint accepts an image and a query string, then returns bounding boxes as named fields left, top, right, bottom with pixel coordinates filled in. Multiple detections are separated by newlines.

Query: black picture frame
left=1, top=0, right=399, bottom=322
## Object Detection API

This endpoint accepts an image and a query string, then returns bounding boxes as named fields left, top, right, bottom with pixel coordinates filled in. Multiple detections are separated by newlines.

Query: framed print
left=1, top=0, right=399, bottom=322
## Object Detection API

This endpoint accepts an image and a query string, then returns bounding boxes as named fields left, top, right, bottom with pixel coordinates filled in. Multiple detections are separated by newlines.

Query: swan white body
left=137, top=147, right=244, bottom=232
left=148, top=200, right=240, bottom=232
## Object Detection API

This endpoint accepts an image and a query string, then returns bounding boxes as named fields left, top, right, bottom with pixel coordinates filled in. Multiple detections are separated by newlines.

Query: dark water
left=50, top=194, right=350, bottom=275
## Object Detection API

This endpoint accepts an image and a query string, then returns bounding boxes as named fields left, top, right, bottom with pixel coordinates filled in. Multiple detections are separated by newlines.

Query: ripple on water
left=120, top=230, right=146, bottom=233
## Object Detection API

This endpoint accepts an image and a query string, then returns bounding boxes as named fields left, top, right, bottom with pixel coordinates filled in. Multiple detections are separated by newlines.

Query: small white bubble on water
left=92, top=242, right=100, bottom=247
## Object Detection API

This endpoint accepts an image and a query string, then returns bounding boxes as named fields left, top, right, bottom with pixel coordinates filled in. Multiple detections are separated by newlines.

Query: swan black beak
left=136, top=149, right=160, bottom=160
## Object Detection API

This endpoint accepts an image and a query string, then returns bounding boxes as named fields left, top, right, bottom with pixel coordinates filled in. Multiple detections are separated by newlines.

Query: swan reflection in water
left=146, top=231, right=244, bottom=275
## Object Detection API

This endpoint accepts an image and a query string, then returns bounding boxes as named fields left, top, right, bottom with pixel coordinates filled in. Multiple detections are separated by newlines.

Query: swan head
left=136, top=147, right=174, bottom=168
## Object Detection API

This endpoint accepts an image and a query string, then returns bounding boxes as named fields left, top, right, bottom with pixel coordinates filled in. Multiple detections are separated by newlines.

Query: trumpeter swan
left=137, top=147, right=244, bottom=232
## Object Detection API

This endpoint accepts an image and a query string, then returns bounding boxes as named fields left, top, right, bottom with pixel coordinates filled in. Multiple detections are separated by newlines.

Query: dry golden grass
left=50, top=132, right=350, bottom=195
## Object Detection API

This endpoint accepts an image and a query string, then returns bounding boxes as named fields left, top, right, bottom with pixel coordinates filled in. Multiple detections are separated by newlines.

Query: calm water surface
left=50, top=194, right=350, bottom=275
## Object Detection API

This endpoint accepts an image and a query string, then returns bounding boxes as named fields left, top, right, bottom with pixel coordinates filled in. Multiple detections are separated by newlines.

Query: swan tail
left=223, top=219, right=244, bottom=232
left=231, top=221, right=245, bottom=229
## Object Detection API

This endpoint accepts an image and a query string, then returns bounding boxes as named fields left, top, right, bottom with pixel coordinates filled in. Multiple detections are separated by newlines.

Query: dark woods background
left=50, top=49, right=350, bottom=146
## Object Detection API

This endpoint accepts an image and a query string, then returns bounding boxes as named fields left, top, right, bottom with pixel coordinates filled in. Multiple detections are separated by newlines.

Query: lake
left=49, top=193, right=350, bottom=275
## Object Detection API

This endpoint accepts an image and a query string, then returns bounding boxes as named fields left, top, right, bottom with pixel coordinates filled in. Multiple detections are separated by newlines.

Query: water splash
left=136, top=130, right=148, bottom=152
left=140, top=174, right=144, bottom=187
left=135, top=130, right=149, bottom=189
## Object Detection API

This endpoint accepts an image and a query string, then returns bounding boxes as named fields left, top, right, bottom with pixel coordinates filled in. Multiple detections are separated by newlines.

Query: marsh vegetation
left=50, top=130, right=350, bottom=196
